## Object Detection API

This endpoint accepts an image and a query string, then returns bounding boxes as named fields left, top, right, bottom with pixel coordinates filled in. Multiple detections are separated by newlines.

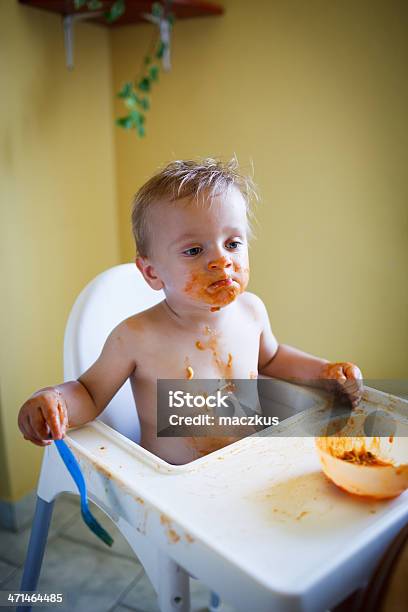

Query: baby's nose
left=207, top=256, right=232, bottom=271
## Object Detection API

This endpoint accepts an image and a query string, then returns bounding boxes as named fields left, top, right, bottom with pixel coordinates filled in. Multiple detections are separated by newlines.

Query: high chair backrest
left=63, top=263, right=164, bottom=443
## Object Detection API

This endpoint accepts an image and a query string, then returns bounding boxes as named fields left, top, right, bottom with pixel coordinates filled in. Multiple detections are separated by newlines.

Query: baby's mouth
left=207, top=277, right=235, bottom=292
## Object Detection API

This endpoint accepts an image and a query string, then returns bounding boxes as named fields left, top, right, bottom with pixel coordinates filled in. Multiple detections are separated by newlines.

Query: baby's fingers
left=29, top=407, right=50, bottom=439
left=344, top=363, right=363, bottom=382
left=344, top=364, right=364, bottom=404
left=40, top=401, right=64, bottom=439
left=56, top=397, right=68, bottom=432
left=24, top=435, right=51, bottom=447
left=341, top=381, right=361, bottom=407
left=21, top=416, right=51, bottom=447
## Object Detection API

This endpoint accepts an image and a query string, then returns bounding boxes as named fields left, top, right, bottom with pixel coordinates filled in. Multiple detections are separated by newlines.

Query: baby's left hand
left=319, top=362, right=363, bottom=407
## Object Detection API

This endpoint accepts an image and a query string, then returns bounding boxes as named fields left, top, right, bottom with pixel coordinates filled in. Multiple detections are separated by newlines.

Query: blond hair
left=131, top=157, right=258, bottom=258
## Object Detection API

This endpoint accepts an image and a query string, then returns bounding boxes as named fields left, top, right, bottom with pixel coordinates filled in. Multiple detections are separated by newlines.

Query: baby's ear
left=136, top=257, right=164, bottom=290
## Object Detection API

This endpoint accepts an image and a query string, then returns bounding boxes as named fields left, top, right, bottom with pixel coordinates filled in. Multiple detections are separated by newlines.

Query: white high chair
left=18, top=264, right=408, bottom=612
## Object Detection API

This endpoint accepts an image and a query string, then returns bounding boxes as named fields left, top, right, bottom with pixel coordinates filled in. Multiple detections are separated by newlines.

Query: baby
left=18, top=158, right=363, bottom=464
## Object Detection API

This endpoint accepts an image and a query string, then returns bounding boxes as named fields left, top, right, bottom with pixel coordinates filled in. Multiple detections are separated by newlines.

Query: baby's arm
left=251, top=294, right=362, bottom=406
left=18, top=321, right=136, bottom=446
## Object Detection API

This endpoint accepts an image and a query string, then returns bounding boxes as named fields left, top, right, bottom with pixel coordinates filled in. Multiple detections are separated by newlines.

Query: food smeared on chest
left=184, top=356, right=194, bottom=380
left=191, top=325, right=234, bottom=379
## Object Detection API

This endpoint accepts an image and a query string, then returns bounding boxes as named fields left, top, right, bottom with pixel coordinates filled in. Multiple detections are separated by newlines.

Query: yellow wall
left=2, top=0, right=407, bottom=504
left=111, top=0, right=407, bottom=379
left=0, top=2, right=120, bottom=501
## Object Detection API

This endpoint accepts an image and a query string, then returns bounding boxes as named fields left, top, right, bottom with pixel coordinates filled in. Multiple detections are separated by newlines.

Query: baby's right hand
left=18, top=388, right=68, bottom=447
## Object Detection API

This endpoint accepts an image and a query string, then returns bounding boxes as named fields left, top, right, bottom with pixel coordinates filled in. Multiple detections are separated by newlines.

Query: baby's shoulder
left=108, top=303, right=164, bottom=361
left=238, top=291, right=268, bottom=324
left=239, top=291, right=267, bottom=314
left=119, top=301, right=162, bottom=336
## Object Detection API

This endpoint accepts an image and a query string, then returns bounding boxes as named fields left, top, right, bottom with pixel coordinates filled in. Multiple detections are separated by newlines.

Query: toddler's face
left=140, top=186, right=250, bottom=311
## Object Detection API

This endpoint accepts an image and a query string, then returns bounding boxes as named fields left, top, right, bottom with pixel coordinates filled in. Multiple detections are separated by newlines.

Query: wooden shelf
left=19, top=0, right=224, bottom=27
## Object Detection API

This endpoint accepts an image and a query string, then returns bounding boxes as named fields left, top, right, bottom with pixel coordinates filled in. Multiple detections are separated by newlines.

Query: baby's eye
left=183, top=246, right=203, bottom=257
left=226, top=240, right=243, bottom=250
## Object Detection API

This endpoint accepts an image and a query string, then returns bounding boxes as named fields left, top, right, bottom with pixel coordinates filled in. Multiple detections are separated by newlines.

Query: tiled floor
left=0, top=494, right=235, bottom=612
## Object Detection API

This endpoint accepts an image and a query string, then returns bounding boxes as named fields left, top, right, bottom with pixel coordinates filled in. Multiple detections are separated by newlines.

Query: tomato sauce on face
left=183, top=259, right=249, bottom=311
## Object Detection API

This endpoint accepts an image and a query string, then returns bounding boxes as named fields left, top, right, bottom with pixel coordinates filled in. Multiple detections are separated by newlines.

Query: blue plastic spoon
left=54, top=438, right=114, bottom=547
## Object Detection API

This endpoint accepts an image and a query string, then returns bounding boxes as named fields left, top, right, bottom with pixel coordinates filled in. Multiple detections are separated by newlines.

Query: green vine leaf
left=152, top=3, right=164, bottom=19
left=139, top=97, right=150, bottom=111
left=87, top=0, right=103, bottom=9
left=130, top=110, right=144, bottom=125
left=138, top=77, right=151, bottom=92
left=124, top=93, right=140, bottom=109
left=155, top=41, right=166, bottom=60
left=105, top=0, right=125, bottom=23
left=117, top=82, right=133, bottom=99
left=116, top=116, right=134, bottom=130
left=149, top=65, right=159, bottom=81
left=74, top=0, right=88, bottom=8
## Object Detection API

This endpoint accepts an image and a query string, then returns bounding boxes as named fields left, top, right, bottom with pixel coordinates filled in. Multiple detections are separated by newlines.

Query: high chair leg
left=209, top=591, right=222, bottom=611
left=17, top=496, right=55, bottom=612
left=157, top=552, right=191, bottom=612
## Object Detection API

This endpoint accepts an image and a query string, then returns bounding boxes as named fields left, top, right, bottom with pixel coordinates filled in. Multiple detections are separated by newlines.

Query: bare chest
left=133, top=319, right=260, bottom=382
left=127, top=309, right=261, bottom=462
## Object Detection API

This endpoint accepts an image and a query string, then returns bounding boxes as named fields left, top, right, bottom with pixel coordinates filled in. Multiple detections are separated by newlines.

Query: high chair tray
left=60, top=386, right=408, bottom=612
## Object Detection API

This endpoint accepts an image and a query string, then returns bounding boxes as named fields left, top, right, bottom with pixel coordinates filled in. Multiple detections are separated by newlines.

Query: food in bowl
left=315, top=436, right=408, bottom=499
